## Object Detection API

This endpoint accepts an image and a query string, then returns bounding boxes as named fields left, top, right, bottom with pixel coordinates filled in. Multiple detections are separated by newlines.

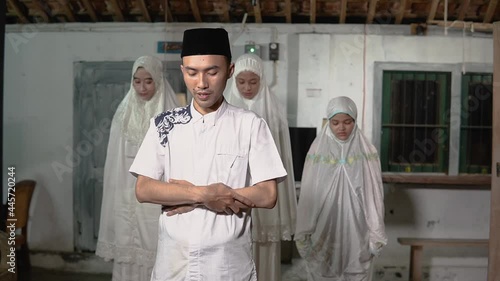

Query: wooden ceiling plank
left=484, top=0, right=498, bottom=23
left=222, top=0, right=230, bottom=22
left=81, top=0, right=98, bottom=22
left=189, top=0, right=202, bottom=22
left=310, top=0, right=316, bottom=23
left=58, top=0, right=76, bottom=22
left=366, top=0, right=379, bottom=24
left=285, top=0, right=292, bottom=23
left=427, top=0, right=439, bottom=22
left=137, top=0, right=152, bottom=22
left=339, top=0, right=347, bottom=23
left=457, top=0, right=471, bottom=21
left=109, top=0, right=125, bottom=21
left=7, top=0, right=30, bottom=23
left=32, top=0, right=51, bottom=22
left=428, top=19, right=493, bottom=32
left=164, top=0, right=173, bottom=22
left=253, top=0, right=262, bottom=23
left=395, top=0, right=407, bottom=24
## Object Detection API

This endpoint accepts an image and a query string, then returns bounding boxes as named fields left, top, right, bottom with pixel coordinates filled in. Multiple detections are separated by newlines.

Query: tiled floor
left=16, top=259, right=308, bottom=281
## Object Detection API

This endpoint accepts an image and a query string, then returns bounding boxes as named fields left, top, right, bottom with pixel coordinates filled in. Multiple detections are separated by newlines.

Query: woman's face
left=235, top=71, right=260, bottom=100
left=329, top=113, right=355, bottom=141
left=133, top=67, right=156, bottom=101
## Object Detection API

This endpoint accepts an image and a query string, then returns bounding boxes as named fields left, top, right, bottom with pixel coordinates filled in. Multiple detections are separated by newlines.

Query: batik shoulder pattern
left=154, top=106, right=192, bottom=147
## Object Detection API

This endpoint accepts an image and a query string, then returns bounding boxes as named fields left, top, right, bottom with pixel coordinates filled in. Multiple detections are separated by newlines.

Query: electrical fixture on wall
left=269, top=42, right=279, bottom=61
left=245, top=42, right=261, bottom=57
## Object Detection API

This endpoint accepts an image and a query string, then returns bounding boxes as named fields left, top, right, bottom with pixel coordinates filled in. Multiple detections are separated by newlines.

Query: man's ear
left=180, top=64, right=185, bottom=74
left=228, top=63, right=235, bottom=79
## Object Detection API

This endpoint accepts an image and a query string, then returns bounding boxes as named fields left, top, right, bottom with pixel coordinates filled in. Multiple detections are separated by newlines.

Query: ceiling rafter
left=164, top=0, right=173, bottom=22
left=137, top=0, right=152, bottom=22
left=81, top=0, right=98, bottom=22
left=284, top=0, right=292, bottom=23
left=7, top=0, right=30, bottom=23
left=221, top=0, right=230, bottom=22
left=366, top=0, right=379, bottom=24
left=253, top=0, right=262, bottom=23
left=395, top=0, right=407, bottom=25
left=484, top=0, right=498, bottom=23
left=58, top=0, right=76, bottom=22
left=109, top=0, right=125, bottom=21
left=310, top=0, right=316, bottom=24
left=189, top=0, right=202, bottom=22
left=457, top=0, right=470, bottom=21
left=339, top=0, right=347, bottom=23
left=31, top=0, right=51, bottom=22
left=427, top=0, right=439, bottom=22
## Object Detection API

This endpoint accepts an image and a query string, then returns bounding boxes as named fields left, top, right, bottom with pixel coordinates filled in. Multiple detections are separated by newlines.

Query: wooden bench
left=397, top=237, right=489, bottom=281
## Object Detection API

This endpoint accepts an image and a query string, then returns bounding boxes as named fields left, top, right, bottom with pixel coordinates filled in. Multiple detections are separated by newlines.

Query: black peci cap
left=181, top=28, right=232, bottom=60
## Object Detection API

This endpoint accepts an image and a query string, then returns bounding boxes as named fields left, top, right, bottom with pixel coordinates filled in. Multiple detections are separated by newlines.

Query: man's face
left=181, top=55, right=234, bottom=115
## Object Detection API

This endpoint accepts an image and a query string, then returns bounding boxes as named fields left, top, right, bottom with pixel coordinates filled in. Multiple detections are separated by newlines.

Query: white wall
left=4, top=22, right=493, bottom=277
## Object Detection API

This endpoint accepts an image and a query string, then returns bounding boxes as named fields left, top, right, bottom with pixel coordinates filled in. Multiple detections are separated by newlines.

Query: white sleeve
left=129, top=118, right=165, bottom=180
left=248, top=117, right=287, bottom=185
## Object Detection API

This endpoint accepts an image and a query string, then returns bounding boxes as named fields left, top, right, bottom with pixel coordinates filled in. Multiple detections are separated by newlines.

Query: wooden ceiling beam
left=81, top=0, right=98, bottom=22
left=457, top=0, right=470, bottom=21
left=221, top=0, right=230, bottom=22
left=395, top=0, right=407, bottom=24
left=164, top=0, right=173, bottom=22
left=32, top=0, right=51, bottom=22
left=253, top=0, right=262, bottom=23
left=339, top=0, right=347, bottom=23
left=137, top=0, right=152, bottom=22
left=7, top=0, right=30, bottom=23
left=484, top=0, right=498, bottom=23
left=427, top=0, right=439, bottom=22
left=285, top=0, right=292, bottom=23
left=189, top=0, right=202, bottom=22
left=366, top=0, right=378, bottom=24
left=310, top=0, right=316, bottom=23
left=428, top=19, right=493, bottom=32
left=109, top=0, right=125, bottom=21
left=58, top=0, right=77, bottom=22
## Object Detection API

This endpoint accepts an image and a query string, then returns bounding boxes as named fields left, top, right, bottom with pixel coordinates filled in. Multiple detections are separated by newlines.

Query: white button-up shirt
left=130, top=100, right=287, bottom=281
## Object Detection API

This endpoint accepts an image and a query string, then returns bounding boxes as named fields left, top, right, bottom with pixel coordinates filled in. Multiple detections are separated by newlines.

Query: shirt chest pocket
left=214, top=151, right=248, bottom=185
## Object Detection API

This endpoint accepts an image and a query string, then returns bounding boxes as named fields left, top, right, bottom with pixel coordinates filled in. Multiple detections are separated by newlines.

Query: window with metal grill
left=459, top=73, right=492, bottom=174
left=381, top=71, right=451, bottom=173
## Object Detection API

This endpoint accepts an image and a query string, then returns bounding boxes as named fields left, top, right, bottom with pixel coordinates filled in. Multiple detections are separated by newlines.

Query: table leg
left=409, top=245, right=423, bottom=281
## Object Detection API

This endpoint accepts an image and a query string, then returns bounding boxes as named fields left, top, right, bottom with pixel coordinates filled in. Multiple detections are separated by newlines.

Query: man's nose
left=196, top=73, right=208, bottom=89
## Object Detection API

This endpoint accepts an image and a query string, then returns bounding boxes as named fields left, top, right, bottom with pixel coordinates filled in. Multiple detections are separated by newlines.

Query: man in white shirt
left=129, top=28, right=287, bottom=281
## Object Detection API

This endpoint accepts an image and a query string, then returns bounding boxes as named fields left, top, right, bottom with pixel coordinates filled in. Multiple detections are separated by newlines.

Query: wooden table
left=397, top=237, right=489, bottom=281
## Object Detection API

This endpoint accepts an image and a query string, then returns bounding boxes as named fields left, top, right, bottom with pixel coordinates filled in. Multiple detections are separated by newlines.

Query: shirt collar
left=189, top=98, right=228, bottom=126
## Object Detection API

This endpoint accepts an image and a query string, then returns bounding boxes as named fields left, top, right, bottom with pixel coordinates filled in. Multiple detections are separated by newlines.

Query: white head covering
left=113, top=56, right=179, bottom=145
left=225, top=54, right=286, bottom=131
left=325, top=96, right=358, bottom=144
left=225, top=54, right=297, bottom=242
left=295, top=96, right=387, bottom=277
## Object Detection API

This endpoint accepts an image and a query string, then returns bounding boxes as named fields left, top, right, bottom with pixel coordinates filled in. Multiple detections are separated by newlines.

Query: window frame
left=381, top=71, right=451, bottom=173
left=373, top=62, right=492, bottom=185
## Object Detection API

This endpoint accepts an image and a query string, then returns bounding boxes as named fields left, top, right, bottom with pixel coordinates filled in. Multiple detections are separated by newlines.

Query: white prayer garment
left=96, top=55, right=179, bottom=281
left=295, top=96, right=387, bottom=281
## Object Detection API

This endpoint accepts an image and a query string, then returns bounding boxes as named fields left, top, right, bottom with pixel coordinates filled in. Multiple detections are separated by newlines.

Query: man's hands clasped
left=164, top=179, right=255, bottom=216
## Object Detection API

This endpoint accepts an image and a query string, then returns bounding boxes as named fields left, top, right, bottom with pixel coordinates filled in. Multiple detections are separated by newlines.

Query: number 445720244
left=7, top=167, right=16, bottom=216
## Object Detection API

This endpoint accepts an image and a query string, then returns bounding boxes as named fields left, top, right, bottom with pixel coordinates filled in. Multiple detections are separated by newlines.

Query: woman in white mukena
left=96, top=55, right=179, bottom=281
left=294, top=96, right=387, bottom=281
left=225, top=53, right=297, bottom=281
